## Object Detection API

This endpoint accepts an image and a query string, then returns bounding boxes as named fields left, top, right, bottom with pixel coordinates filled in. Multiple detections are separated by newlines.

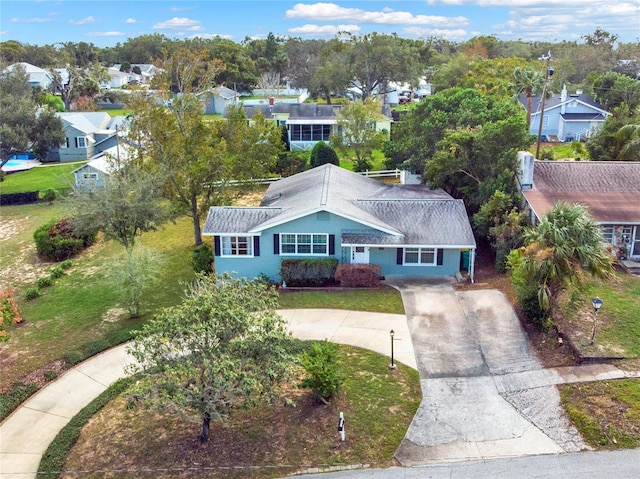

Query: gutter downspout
left=470, top=248, right=475, bottom=284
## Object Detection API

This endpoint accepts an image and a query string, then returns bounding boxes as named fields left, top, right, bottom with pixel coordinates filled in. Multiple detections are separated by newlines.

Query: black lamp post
left=389, top=329, right=396, bottom=369
left=590, top=297, right=604, bottom=345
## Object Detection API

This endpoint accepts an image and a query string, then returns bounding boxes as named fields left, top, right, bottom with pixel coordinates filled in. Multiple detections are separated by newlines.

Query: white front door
left=351, top=246, right=369, bottom=264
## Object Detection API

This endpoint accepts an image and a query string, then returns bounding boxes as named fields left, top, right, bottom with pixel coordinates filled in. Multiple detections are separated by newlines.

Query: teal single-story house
left=202, top=164, right=476, bottom=283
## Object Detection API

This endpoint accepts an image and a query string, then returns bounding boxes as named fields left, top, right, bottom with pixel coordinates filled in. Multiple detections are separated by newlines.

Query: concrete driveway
left=384, top=277, right=588, bottom=465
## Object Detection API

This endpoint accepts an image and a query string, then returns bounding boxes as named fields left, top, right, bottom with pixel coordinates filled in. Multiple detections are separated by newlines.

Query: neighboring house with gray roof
left=72, top=142, right=134, bottom=190
left=230, top=102, right=391, bottom=152
left=49, top=112, right=128, bottom=162
left=3, top=62, right=53, bottom=89
left=203, top=86, right=240, bottom=114
left=203, top=164, right=476, bottom=283
left=517, top=152, right=640, bottom=260
left=519, top=85, right=610, bottom=142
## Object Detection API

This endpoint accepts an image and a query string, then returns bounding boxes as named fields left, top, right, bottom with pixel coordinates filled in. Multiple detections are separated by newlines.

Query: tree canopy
left=507, top=202, right=615, bottom=322
left=128, top=49, right=282, bottom=245
left=0, top=64, right=65, bottom=163
left=127, top=274, right=298, bottom=443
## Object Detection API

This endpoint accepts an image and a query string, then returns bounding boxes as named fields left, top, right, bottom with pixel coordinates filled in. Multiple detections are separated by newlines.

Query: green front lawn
left=0, top=163, right=83, bottom=194
left=52, top=343, right=420, bottom=479
left=278, top=285, right=404, bottom=314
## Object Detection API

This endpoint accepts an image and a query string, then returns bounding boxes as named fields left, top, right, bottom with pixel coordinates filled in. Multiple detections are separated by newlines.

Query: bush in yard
left=275, top=151, right=309, bottom=177
left=280, top=258, right=339, bottom=287
left=37, top=277, right=54, bottom=288
left=301, top=340, right=345, bottom=404
left=33, top=217, right=98, bottom=261
left=50, top=267, right=65, bottom=279
left=40, top=188, right=57, bottom=205
left=538, top=146, right=555, bottom=160
left=506, top=248, right=548, bottom=327
left=24, top=287, right=41, bottom=301
left=0, top=289, right=23, bottom=341
left=310, top=141, right=339, bottom=168
left=60, top=259, right=73, bottom=270
left=335, top=263, right=382, bottom=287
left=191, top=243, right=214, bottom=275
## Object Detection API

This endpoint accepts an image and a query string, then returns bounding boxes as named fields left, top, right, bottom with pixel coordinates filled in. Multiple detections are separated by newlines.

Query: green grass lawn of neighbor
left=561, top=379, right=640, bottom=449
left=54, top=343, right=421, bottom=479
left=0, top=162, right=84, bottom=194
left=558, top=273, right=640, bottom=358
left=101, top=108, right=132, bottom=117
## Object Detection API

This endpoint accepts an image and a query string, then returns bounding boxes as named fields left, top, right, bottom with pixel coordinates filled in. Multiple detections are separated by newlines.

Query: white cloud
left=10, top=17, right=53, bottom=23
left=86, top=31, right=126, bottom=37
left=403, top=27, right=469, bottom=40
left=188, top=33, right=234, bottom=40
left=125, top=18, right=136, bottom=24
left=289, top=24, right=361, bottom=35
left=153, top=17, right=203, bottom=31
left=69, top=16, right=96, bottom=26
left=171, top=6, right=195, bottom=12
left=286, top=3, right=467, bottom=27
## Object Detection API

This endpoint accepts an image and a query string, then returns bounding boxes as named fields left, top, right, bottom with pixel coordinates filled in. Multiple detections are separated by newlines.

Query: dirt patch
left=102, top=307, right=127, bottom=323
left=0, top=217, right=30, bottom=242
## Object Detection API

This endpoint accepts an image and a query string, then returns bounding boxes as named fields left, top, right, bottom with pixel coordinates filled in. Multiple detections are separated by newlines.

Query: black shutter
left=437, top=248, right=444, bottom=265
left=329, top=234, right=335, bottom=255
left=253, top=236, right=260, bottom=256
left=214, top=236, right=220, bottom=256
left=273, top=234, right=279, bottom=254
left=396, top=248, right=403, bottom=265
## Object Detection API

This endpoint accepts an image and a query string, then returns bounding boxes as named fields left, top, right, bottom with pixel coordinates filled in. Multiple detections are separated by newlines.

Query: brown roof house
left=517, top=151, right=640, bottom=262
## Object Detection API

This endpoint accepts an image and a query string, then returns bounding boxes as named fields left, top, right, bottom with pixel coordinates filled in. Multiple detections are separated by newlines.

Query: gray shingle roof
left=203, top=164, right=475, bottom=247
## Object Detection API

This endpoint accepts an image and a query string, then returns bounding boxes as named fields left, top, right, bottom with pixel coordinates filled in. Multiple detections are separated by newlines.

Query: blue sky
left=1, top=1, right=639, bottom=47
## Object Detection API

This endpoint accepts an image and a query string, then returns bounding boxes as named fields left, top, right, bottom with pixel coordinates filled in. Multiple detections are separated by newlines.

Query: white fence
left=220, top=168, right=402, bottom=186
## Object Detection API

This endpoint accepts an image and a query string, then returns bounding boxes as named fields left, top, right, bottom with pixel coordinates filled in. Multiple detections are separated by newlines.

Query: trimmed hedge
left=280, top=258, right=339, bottom=286
left=0, top=191, right=40, bottom=205
left=38, top=377, right=135, bottom=478
left=335, top=263, right=382, bottom=287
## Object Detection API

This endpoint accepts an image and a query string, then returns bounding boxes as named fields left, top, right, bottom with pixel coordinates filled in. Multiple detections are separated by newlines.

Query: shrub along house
left=203, top=164, right=476, bottom=284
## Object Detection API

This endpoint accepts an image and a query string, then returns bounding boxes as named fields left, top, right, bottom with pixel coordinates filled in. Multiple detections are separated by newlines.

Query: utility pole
left=535, top=51, right=552, bottom=160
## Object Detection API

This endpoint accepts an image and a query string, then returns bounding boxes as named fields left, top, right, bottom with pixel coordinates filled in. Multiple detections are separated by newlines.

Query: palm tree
left=517, top=202, right=615, bottom=316
left=616, top=123, right=640, bottom=160
left=511, top=67, right=545, bottom=128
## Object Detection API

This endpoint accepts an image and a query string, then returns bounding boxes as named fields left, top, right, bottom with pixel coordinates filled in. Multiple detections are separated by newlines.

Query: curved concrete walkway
left=1, top=303, right=638, bottom=478
left=0, top=309, right=410, bottom=478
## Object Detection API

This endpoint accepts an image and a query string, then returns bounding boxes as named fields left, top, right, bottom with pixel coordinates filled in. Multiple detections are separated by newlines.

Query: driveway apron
left=384, top=277, right=587, bottom=466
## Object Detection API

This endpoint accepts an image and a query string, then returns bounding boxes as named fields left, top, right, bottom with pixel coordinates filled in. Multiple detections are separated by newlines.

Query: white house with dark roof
left=519, top=85, right=610, bottom=142
left=203, top=164, right=476, bottom=283
left=518, top=152, right=640, bottom=260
